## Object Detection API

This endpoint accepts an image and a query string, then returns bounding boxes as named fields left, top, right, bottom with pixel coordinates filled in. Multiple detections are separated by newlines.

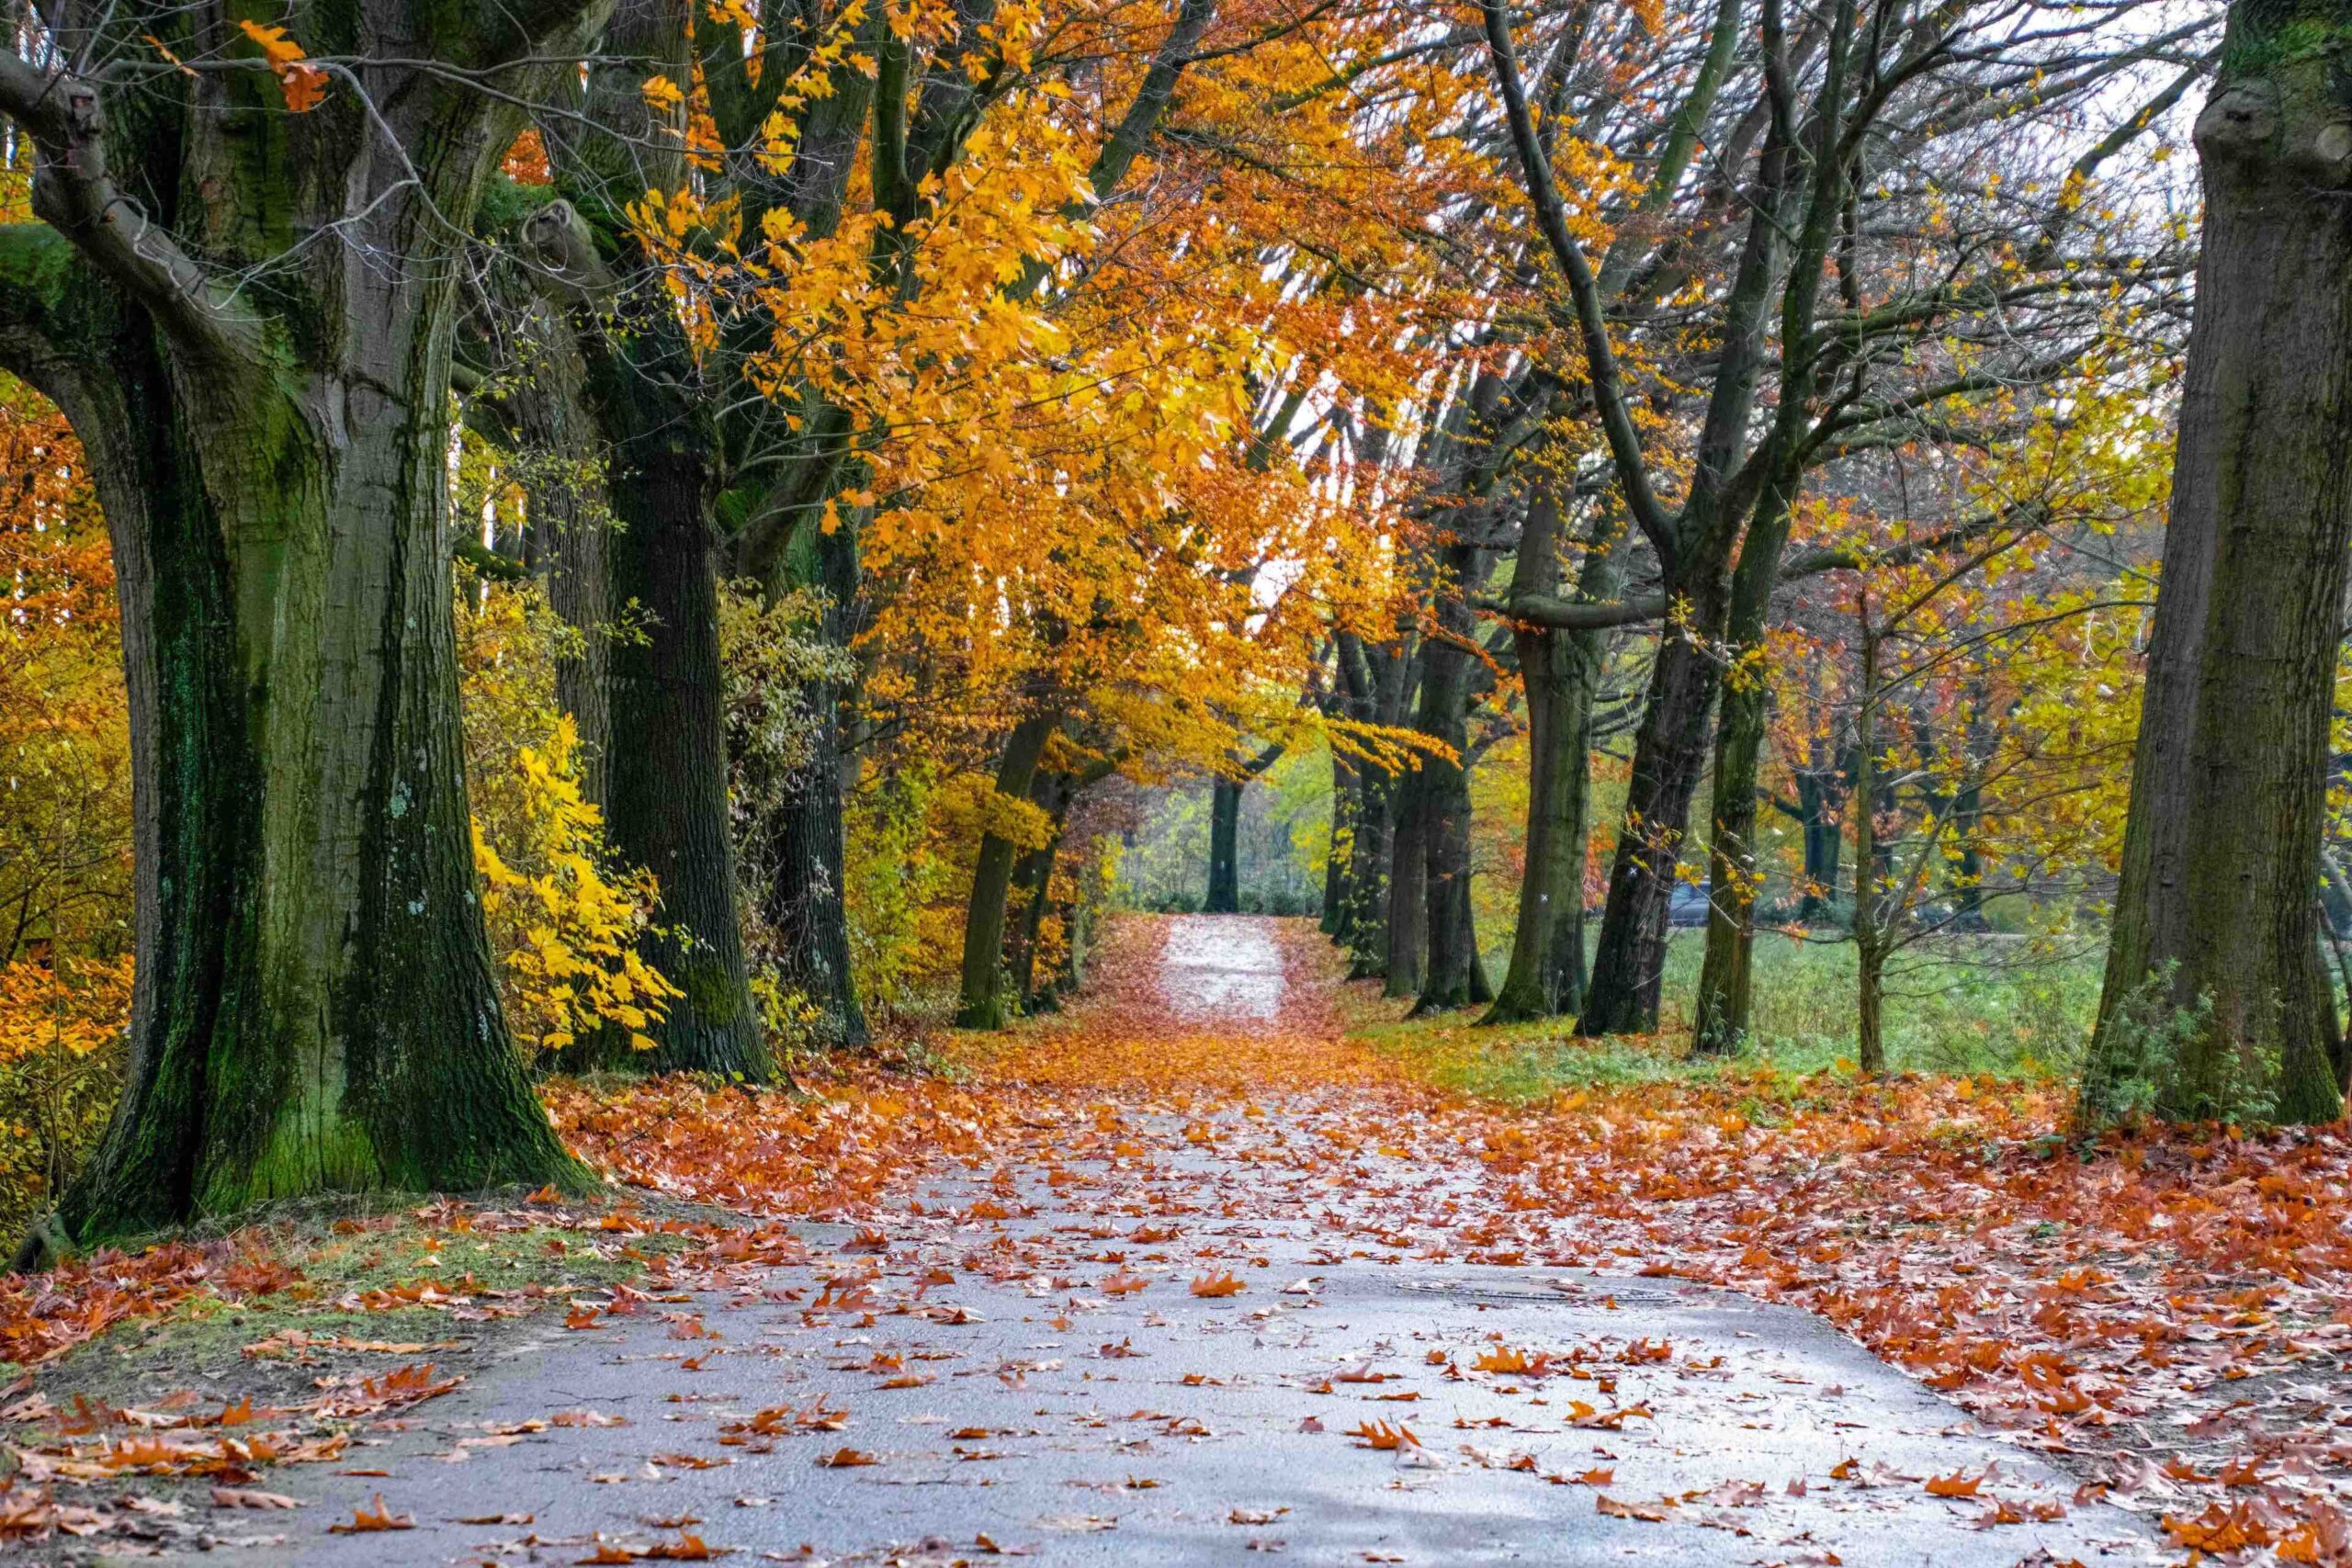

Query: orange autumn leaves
left=234, top=20, right=329, bottom=113
left=629, top=0, right=1516, bottom=817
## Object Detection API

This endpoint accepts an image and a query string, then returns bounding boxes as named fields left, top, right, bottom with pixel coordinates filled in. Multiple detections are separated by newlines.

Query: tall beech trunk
left=595, top=449, right=766, bottom=1075
left=1320, top=757, right=1353, bottom=935
left=1008, top=772, right=1073, bottom=1006
left=1577, top=604, right=1729, bottom=1035
left=959, top=710, right=1059, bottom=1029
left=2084, top=6, right=2352, bottom=1127
left=760, top=520, right=869, bottom=1047
left=1206, top=778, right=1243, bottom=913
left=1383, top=761, right=1431, bottom=999
left=1331, top=631, right=1402, bottom=976
left=1852, top=600, right=1887, bottom=1075
left=1346, top=765, right=1396, bottom=978
left=1488, top=491, right=1623, bottom=1024
left=505, top=325, right=612, bottom=808
left=1416, top=544, right=1492, bottom=1013
left=1692, top=479, right=1802, bottom=1054
left=0, top=9, right=602, bottom=1255
left=523, top=2, right=768, bottom=1077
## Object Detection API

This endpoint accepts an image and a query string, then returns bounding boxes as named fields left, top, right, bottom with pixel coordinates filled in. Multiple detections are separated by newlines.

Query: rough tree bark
left=0, top=3, right=604, bottom=1258
left=1691, top=478, right=1803, bottom=1054
left=523, top=160, right=767, bottom=1077
left=757, top=521, right=870, bottom=1047
left=2082, top=0, right=2352, bottom=1127
left=1006, top=771, right=1073, bottom=1006
left=1383, top=664, right=1432, bottom=1001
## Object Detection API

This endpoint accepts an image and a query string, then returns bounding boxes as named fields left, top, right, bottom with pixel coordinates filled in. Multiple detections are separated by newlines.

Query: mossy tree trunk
left=524, top=1, right=768, bottom=1078
left=1008, top=770, right=1076, bottom=1007
left=0, top=4, right=605, bottom=1257
left=2084, top=0, right=2352, bottom=1127
left=752, top=513, right=872, bottom=1049
left=1383, top=755, right=1431, bottom=1000
left=1692, top=479, right=1802, bottom=1055
left=1320, top=756, right=1353, bottom=936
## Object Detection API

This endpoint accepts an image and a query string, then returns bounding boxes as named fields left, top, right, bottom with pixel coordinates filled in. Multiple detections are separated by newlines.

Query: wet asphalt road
left=172, top=920, right=2157, bottom=1566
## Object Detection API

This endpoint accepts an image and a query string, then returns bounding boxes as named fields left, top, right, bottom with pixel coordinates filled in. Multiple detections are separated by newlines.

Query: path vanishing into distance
left=29, top=917, right=2155, bottom=1565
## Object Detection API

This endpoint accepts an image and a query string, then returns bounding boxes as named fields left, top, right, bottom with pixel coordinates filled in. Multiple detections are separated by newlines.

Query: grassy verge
left=1346, top=929, right=2099, bottom=1107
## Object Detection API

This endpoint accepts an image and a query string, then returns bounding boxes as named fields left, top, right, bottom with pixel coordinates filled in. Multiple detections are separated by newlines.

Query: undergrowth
left=1356, top=930, right=2099, bottom=1107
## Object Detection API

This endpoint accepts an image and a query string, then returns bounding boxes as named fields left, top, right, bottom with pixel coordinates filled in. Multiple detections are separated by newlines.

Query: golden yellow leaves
left=236, top=20, right=328, bottom=114
left=458, top=577, right=684, bottom=1057
left=0, top=954, right=130, bottom=1066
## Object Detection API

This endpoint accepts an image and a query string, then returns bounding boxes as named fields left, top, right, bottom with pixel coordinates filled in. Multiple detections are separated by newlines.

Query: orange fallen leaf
left=1925, top=1470, right=1986, bottom=1498
left=327, top=1495, right=413, bottom=1533
left=1597, top=1494, right=1671, bottom=1522
left=1348, top=1420, right=1419, bottom=1450
left=817, top=1447, right=878, bottom=1468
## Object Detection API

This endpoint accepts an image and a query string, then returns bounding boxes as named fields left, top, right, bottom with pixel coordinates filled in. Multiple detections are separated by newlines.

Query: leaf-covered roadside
left=10, top=916, right=2352, bottom=1561
left=1413, top=1053, right=2352, bottom=1559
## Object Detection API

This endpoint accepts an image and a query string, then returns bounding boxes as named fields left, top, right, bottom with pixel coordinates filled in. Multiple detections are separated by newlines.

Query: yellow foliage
left=456, top=572, right=684, bottom=1058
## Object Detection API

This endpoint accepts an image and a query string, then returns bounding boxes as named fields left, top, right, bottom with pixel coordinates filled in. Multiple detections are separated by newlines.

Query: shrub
left=456, top=570, right=682, bottom=1059
left=2075, top=962, right=2272, bottom=1133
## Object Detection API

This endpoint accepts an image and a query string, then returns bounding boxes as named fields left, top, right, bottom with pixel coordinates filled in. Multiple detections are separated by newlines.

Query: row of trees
left=0, top=0, right=1493, bottom=1256
left=2, top=0, right=2344, bottom=1258
left=1279, top=0, right=2346, bottom=1126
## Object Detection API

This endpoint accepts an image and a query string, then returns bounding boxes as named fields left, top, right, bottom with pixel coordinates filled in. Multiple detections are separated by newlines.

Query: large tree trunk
left=0, top=6, right=604, bottom=1253
left=1383, top=761, right=1431, bottom=999
left=1345, top=764, right=1396, bottom=978
left=1692, top=480, right=1801, bottom=1054
left=504, top=321, right=612, bottom=807
left=1320, top=754, right=1353, bottom=937
left=1576, top=596, right=1728, bottom=1035
left=2083, top=13, right=2352, bottom=1127
left=1415, top=545, right=1492, bottom=1012
left=1488, top=489, right=1619, bottom=1023
left=595, top=446, right=767, bottom=1076
left=1329, top=633, right=1399, bottom=976
left=759, top=521, right=869, bottom=1047
left=1205, top=777, right=1243, bottom=913
left=1008, top=772, right=1073, bottom=1007
left=958, top=710, right=1060, bottom=1029
left=524, top=1, right=768, bottom=1077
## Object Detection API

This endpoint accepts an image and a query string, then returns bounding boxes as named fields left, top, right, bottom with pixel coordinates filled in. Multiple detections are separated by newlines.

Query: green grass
left=1353, top=929, right=2100, bottom=1106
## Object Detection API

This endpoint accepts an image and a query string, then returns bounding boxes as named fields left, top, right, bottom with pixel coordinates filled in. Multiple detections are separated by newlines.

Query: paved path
left=246, top=919, right=2148, bottom=1565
